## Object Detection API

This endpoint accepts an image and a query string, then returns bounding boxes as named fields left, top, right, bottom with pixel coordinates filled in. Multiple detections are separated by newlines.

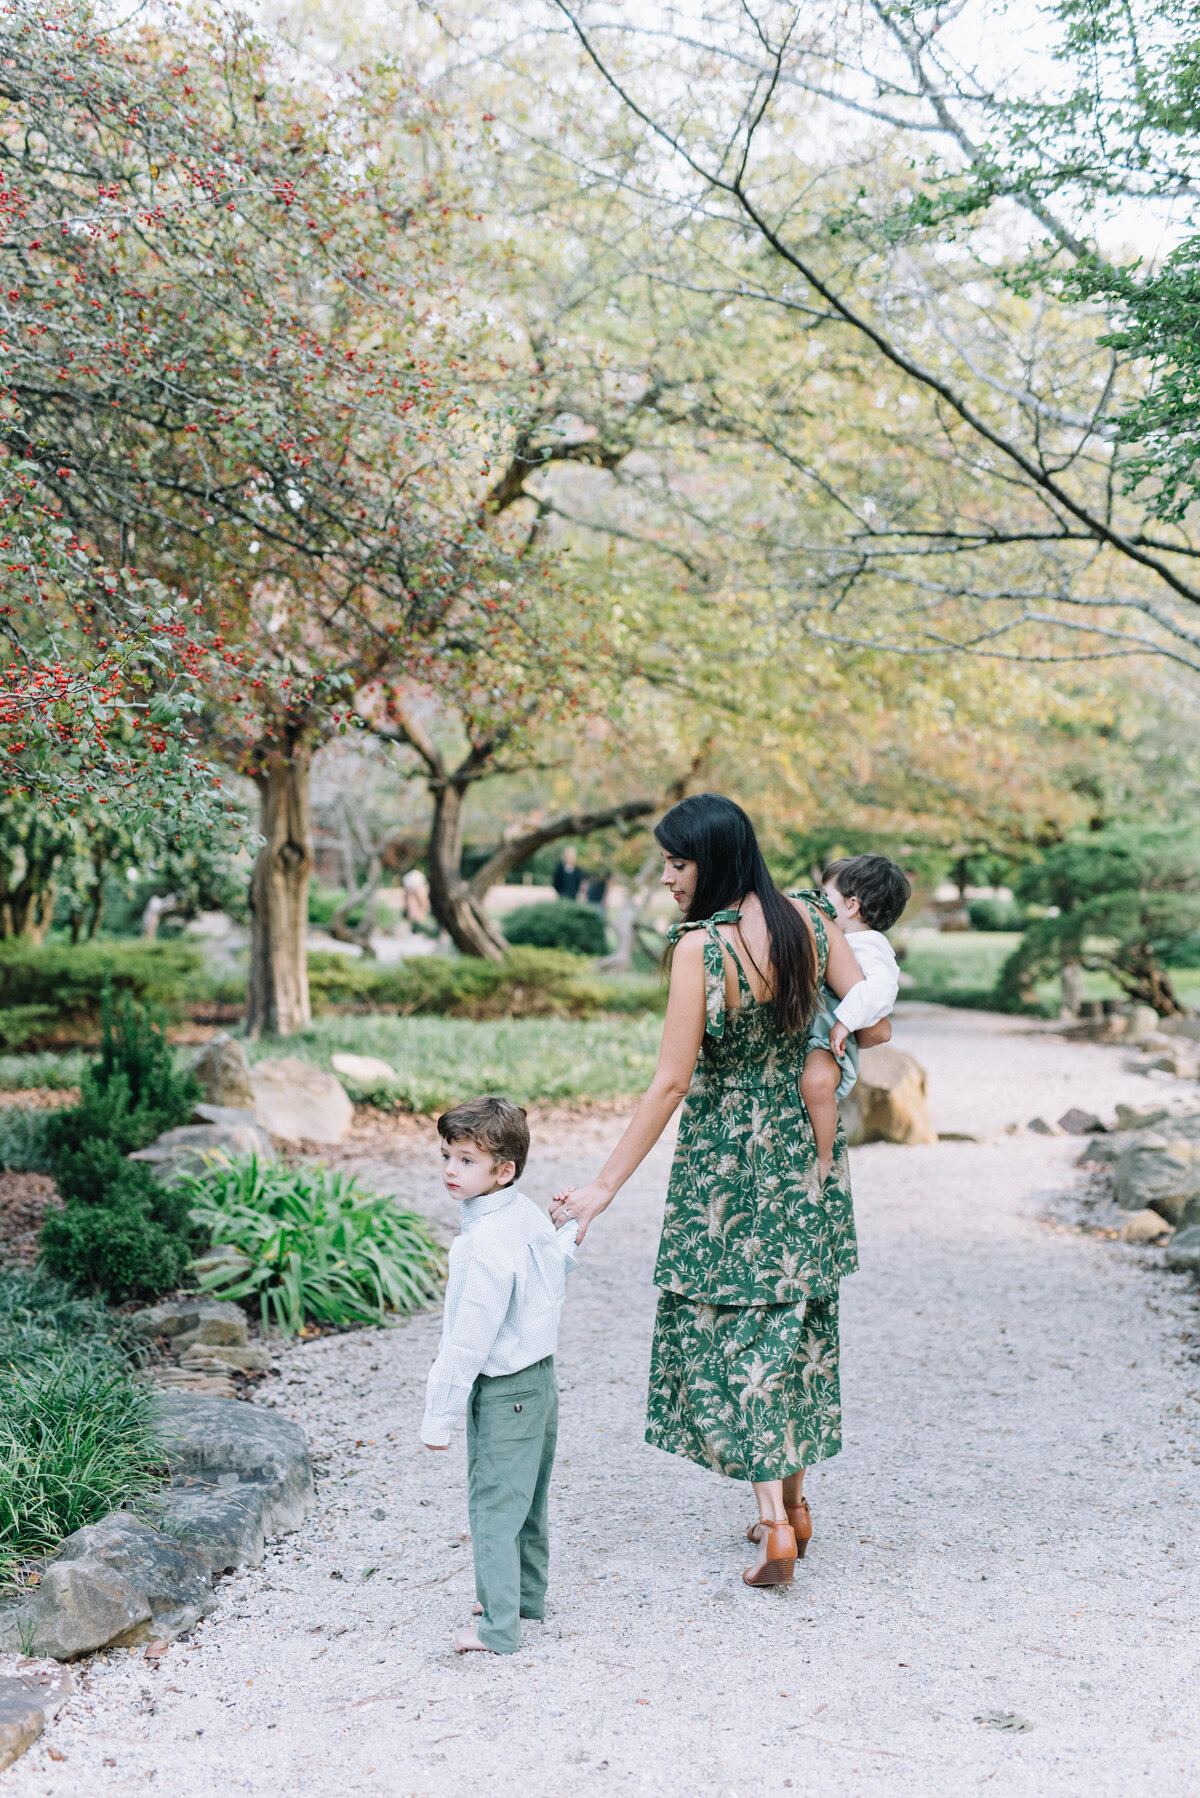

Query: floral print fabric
left=644, top=893, right=855, bottom=1480
left=645, top=1290, right=841, bottom=1480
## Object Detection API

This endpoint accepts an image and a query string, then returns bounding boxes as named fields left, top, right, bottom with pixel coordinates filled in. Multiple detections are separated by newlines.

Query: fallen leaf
left=46, top=1748, right=65, bottom=1762
left=144, top=1640, right=169, bottom=1660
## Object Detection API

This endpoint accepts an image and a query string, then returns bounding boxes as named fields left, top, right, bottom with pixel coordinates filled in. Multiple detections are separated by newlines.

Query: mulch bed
left=0, top=1171, right=62, bottom=1267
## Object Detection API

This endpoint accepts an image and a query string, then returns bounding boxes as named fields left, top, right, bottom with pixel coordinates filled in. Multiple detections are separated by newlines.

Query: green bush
left=182, top=1155, right=446, bottom=1335
left=966, top=897, right=1028, bottom=932
left=502, top=900, right=608, bottom=956
left=0, top=1107, right=55, bottom=1173
left=0, top=1270, right=164, bottom=1580
left=37, top=994, right=201, bottom=1301
left=0, top=940, right=205, bottom=1047
left=306, top=945, right=617, bottom=1019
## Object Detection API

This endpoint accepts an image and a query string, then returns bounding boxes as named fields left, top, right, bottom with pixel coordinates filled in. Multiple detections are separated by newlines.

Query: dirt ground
left=4, top=1004, right=1200, bottom=1797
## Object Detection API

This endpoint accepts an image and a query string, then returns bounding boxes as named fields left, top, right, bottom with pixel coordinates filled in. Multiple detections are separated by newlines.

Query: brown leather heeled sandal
left=742, top=1517, right=798, bottom=1587
left=745, top=1498, right=811, bottom=1557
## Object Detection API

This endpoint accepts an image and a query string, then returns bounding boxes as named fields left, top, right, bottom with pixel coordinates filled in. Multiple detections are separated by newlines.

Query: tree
left=1000, top=826, right=1200, bottom=1016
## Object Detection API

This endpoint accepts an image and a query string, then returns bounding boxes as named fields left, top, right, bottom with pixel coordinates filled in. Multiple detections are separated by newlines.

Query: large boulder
left=129, top=1116, right=275, bottom=1183
left=841, top=1046, right=937, bottom=1147
left=1113, top=1113, right=1200, bottom=1226
left=46, top=1514, right=214, bottom=1642
left=156, top=1395, right=314, bottom=1572
left=1165, top=1224, right=1200, bottom=1275
left=330, top=1051, right=397, bottom=1090
left=250, top=1056, right=353, bottom=1143
left=190, top=1032, right=255, bottom=1109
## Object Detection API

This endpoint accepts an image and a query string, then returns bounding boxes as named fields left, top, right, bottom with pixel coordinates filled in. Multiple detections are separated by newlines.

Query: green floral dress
left=644, top=894, right=855, bottom=1482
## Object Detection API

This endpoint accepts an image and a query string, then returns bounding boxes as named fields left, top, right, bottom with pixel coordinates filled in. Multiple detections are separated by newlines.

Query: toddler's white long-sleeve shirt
left=420, top=1188, right=578, bottom=1447
left=832, top=929, right=900, bottom=1033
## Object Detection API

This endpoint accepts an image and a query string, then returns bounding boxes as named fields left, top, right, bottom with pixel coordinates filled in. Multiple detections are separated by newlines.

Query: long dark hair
left=655, top=793, right=819, bottom=1035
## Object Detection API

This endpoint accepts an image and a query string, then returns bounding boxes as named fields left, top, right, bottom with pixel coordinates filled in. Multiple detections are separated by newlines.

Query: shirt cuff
left=420, top=1411, right=455, bottom=1448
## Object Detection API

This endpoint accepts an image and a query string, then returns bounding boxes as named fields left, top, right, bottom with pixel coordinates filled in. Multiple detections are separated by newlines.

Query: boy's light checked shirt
left=420, top=1188, right=578, bottom=1447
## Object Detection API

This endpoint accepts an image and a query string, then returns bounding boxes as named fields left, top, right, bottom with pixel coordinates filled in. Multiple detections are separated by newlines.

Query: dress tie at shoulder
left=667, top=909, right=743, bottom=1038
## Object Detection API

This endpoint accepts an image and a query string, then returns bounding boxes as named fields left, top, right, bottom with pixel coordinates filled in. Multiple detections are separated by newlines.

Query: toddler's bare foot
left=454, top=1627, right=494, bottom=1653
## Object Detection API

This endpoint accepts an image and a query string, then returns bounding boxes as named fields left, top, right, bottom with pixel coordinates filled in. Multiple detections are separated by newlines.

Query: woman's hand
left=549, top=1180, right=612, bottom=1246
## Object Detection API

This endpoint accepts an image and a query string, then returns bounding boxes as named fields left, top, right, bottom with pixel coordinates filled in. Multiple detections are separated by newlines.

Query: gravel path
left=6, top=1006, right=1200, bottom=1796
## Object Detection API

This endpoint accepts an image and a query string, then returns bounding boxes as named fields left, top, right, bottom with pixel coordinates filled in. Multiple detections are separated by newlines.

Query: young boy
left=420, top=1095, right=578, bottom=1655
left=800, top=854, right=912, bottom=1181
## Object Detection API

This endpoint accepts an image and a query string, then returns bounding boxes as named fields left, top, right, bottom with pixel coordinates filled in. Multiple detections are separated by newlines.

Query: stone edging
left=0, top=1394, right=313, bottom=1771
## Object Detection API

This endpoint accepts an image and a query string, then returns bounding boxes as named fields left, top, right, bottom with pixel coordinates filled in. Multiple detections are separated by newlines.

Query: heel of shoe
left=744, top=1555, right=795, bottom=1587
left=794, top=1537, right=808, bottom=1560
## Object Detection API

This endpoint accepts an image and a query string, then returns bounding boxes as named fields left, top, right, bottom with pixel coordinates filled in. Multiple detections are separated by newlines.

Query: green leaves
left=183, top=1155, right=447, bottom=1336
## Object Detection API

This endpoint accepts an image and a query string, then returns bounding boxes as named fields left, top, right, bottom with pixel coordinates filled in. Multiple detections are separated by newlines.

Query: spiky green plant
left=183, top=1155, right=446, bottom=1336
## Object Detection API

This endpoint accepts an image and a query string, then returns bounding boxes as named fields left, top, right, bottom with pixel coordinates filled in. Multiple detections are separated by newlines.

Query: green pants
left=466, top=1356, right=558, bottom=1655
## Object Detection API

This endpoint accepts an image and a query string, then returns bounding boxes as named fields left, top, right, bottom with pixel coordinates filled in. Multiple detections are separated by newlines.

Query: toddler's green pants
left=466, top=1355, right=558, bottom=1654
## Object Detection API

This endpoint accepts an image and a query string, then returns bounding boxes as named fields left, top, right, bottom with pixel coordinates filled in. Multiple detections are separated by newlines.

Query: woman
left=550, top=795, right=890, bottom=1587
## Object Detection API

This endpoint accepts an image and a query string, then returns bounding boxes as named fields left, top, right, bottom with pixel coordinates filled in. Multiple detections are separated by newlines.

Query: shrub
left=0, top=1050, right=88, bottom=1091
left=38, top=994, right=201, bottom=1301
left=306, top=945, right=616, bottom=1019
left=183, top=1155, right=447, bottom=1335
left=966, top=898, right=1028, bottom=932
left=502, top=901, right=608, bottom=956
left=0, top=1270, right=164, bottom=1580
left=0, top=1107, right=55, bottom=1173
left=0, top=940, right=205, bottom=1046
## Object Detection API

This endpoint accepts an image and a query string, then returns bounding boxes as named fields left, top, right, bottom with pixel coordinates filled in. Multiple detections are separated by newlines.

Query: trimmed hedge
left=0, top=941, right=204, bottom=1047
left=502, top=900, right=608, bottom=956
left=306, top=946, right=644, bottom=1019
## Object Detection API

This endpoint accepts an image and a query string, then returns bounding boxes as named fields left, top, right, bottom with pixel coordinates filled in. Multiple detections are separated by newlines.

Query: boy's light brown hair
left=437, top=1095, right=529, bottom=1183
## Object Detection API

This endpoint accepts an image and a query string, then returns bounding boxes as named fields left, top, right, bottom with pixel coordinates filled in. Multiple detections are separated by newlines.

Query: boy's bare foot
left=472, top=1602, right=483, bottom=1615
left=454, top=1627, right=495, bottom=1653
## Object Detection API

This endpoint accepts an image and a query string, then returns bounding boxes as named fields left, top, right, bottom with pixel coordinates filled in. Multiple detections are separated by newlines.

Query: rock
left=1028, top=1117, right=1064, bottom=1137
left=9, top=1562, right=152, bottom=1661
left=250, top=1057, right=354, bottom=1144
left=155, top=1395, right=314, bottom=1572
left=1165, top=1223, right=1200, bottom=1275
left=129, top=1118, right=275, bottom=1183
left=1118, top=1209, right=1173, bottom=1244
left=1124, top=1005, right=1162, bottom=1045
left=1159, top=1016, right=1200, bottom=1043
left=1077, top=1138, right=1120, bottom=1167
left=841, top=1047, right=937, bottom=1147
left=0, top=1669, right=72, bottom=1772
left=128, top=1299, right=248, bottom=1350
left=190, top=1033, right=255, bottom=1110
left=179, top=1343, right=271, bottom=1372
left=1113, top=1104, right=1169, bottom=1132
left=47, top=1515, right=213, bottom=1642
left=1058, top=1108, right=1105, bottom=1135
left=191, top=1102, right=260, bottom=1130
left=330, top=1052, right=397, bottom=1089
left=148, top=1368, right=237, bottom=1398
left=1112, top=1113, right=1200, bottom=1226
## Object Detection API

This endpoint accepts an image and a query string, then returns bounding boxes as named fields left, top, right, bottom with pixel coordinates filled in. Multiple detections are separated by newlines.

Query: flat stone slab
left=129, top=1118, right=275, bottom=1181
left=128, top=1299, right=248, bottom=1350
left=156, top=1395, right=314, bottom=1570
left=0, top=1668, right=72, bottom=1773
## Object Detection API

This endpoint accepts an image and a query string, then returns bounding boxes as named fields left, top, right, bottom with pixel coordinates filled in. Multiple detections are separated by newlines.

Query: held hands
left=829, top=1020, right=851, bottom=1061
left=548, top=1180, right=611, bottom=1246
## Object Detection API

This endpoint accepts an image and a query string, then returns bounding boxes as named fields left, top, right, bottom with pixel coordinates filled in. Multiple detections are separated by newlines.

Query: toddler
left=421, top=1095, right=578, bottom=1655
left=800, top=854, right=912, bottom=1180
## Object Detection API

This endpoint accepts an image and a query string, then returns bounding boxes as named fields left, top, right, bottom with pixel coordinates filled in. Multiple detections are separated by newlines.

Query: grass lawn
left=245, top=1013, right=664, bottom=1112
left=899, top=930, right=1200, bottom=1012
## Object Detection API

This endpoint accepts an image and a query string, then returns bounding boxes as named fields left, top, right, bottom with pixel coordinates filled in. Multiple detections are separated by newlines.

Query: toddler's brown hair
left=437, top=1095, right=529, bottom=1183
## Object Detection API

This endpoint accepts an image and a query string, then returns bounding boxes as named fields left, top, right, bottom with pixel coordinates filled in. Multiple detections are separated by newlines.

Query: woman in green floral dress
left=550, top=794, right=890, bottom=1586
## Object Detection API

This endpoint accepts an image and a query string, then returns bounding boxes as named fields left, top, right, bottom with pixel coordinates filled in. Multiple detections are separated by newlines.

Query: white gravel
left=5, top=1005, right=1200, bottom=1797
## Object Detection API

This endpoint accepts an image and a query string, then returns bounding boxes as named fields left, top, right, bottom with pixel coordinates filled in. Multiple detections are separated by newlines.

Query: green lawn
left=899, top=930, right=1200, bottom=1012
left=245, top=1013, right=664, bottom=1112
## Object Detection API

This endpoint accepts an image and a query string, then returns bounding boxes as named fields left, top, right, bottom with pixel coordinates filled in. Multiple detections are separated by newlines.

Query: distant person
left=402, top=866, right=430, bottom=928
left=552, top=845, right=584, bottom=901
left=421, top=1097, right=579, bottom=1656
left=799, top=854, right=912, bottom=1184
left=585, top=870, right=609, bottom=910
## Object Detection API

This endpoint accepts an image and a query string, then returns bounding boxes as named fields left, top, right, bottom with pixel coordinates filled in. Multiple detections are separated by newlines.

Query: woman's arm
left=548, top=931, right=707, bottom=1243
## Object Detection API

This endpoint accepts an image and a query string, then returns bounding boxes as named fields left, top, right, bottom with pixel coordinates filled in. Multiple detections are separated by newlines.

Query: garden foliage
left=0, top=1271, right=165, bottom=1580
left=305, top=945, right=652, bottom=1019
left=502, top=901, right=608, bottom=957
left=183, top=1156, right=446, bottom=1336
left=38, top=994, right=200, bottom=1300
left=0, top=940, right=203, bottom=1049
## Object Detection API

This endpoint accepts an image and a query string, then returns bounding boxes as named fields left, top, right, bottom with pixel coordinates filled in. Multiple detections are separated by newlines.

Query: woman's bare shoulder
left=670, top=928, right=707, bottom=968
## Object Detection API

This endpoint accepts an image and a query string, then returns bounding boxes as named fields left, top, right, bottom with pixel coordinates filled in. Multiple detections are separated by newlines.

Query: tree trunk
left=599, top=842, right=662, bottom=972
left=0, top=878, right=55, bottom=943
left=1116, top=946, right=1184, bottom=1018
left=427, top=781, right=506, bottom=959
left=1059, top=958, right=1083, bottom=1017
left=248, top=753, right=314, bottom=1038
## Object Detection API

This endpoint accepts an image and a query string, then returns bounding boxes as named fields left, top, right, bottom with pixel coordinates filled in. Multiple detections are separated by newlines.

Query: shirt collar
left=460, top=1187, right=522, bottom=1230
